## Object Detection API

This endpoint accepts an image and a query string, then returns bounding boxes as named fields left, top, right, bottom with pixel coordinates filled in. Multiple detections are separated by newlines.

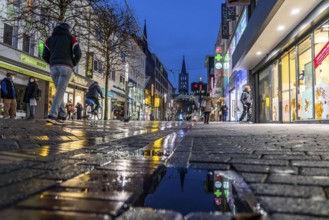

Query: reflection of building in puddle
left=204, top=171, right=236, bottom=214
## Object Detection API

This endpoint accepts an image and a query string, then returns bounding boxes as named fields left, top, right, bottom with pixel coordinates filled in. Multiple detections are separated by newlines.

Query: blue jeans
left=49, top=66, right=72, bottom=118
left=28, top=103, right=35, bottom=116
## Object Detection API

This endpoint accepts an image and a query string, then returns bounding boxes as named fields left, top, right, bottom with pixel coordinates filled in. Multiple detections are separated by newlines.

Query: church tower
left=178, top=56, right=189, bottom=95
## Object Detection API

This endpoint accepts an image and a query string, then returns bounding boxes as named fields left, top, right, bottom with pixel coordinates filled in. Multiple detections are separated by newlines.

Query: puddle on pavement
left=138, top=167, right=265, bottom=216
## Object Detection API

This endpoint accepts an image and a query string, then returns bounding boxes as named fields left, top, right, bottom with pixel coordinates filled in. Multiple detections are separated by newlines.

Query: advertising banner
left=314, top=41, right=329, bottom=69
left=86, top=52, right=94, bottom=78
left=227, top=0, right=250, bottom=6
left=214, top=46, right=223, bottom=98
left=221, top=4, right=230, bottom=39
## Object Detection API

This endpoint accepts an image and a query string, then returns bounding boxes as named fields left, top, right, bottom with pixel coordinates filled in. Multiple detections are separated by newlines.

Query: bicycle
left=85, top=98, right=103, bottom=125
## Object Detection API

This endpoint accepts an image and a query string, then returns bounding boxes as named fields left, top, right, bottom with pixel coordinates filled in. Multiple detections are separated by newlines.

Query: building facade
left=178, top=56, right=189, bottom=95
left=217, top=0, right=329, bottom=123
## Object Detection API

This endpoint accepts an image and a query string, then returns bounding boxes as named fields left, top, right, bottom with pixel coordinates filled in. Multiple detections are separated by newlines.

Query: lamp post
left=124, top=63, right=129, bottom=121
left=199, top=76, right=202, bottom=115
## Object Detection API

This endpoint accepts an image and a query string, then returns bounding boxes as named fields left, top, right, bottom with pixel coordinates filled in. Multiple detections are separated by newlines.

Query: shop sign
left=314, top=41, right=329, bottom=69
left=86, top=52, right=94, bottom=78
left=213, top=46, right=223, bottom=98
left=20, top=54, right=48, bottom=70
left=227, top=0, right=250, bottom=6
left=154, top=98, right=160, bottom=107
left=0, top=61, right=51, bottom=81
left=71, top=73, right=89, bottom=87
left=221, top=4, right=230, bottom=39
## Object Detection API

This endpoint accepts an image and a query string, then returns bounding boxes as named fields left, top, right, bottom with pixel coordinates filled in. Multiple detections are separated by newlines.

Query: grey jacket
left=240, top=90, right=253, bottom=106
left=204, top=96, right=214, bottom=112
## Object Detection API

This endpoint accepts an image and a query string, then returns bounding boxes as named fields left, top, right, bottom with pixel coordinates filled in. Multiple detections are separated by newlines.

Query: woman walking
left=23, top=77, right=39, bottom=119
left=203, top=93, right=214, bottom=124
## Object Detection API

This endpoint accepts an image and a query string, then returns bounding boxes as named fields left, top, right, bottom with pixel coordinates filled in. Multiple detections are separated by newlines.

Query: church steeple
left=178, top=56, right=189, bottom=95
left=181, top=56, right=187, bottom=74
left=143, top=20, right=148, bottom=51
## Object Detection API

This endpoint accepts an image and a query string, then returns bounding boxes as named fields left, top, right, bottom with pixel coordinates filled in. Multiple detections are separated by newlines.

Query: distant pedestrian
left=203, top=93, right=214, bottom=124
left=66, top=99, right=74, bottom=120
left=220, top=103, right=228, bottom=122
left=75, top=102, right=83, bottom=120
left=23, top=76, right=39, bottom=119
left=239, top=85, right=253, bottom=123
left=43, top=22, right=82, bottom=124
left=1, top=72, right=17, bottom=119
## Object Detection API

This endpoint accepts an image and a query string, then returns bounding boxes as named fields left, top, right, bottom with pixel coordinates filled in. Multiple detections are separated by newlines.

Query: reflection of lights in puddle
left=117, top=171, right=130, bottom=187
left=39, top=146, right=50, bottom=157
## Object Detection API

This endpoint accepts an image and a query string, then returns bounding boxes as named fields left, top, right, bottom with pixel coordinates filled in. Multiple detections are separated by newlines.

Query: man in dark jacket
left=239, top=85, right=253, bottom=123
left=1, top=72, right=17, bottom=119
left=23, top=76, right=39, bottom=119
left=43, top=22, right=82, bottom=124
left=86, top=81, right=104, bottom=112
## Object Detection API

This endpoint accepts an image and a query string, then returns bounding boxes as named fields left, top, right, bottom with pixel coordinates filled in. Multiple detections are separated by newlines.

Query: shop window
left=298, top=37, right=313, bottom=120
left=259, top=67, right=271, bottom=122
left=314, top=21, right=329, bottom=119
left=289, top=49, right=297, bottom=121
left=22, top=33, right=30, bottom=53
left=111, top=70, right=116, bottom=81
left=3, top=23, right=13, bottom=46
left=281, top=53, right=290, bottom=122
left=271, top=61, right=279, bottom=122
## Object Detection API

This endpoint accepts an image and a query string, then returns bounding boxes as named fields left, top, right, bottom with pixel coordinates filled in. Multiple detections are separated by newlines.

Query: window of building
left=22, top=33, right=30, bottom=53
left=3, top=23, right=13, bottom=46
left=314, top=20, right=329, bottom=119
left=271, top=61, right=279, bottom=121
left=111, top=71, right=116, bottom=81
left=298, top=37, right=313, bottom=120
left=259, top=67, right=271, bottom=122
left=290, top=49, right=297, bottom=121
left=281, top=53, right=290, bottom=122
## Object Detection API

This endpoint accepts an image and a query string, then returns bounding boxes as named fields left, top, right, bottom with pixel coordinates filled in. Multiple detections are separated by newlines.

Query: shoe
left=247, top=121, right=253, bottom=124
left=46, top=116, right=62, bottom=125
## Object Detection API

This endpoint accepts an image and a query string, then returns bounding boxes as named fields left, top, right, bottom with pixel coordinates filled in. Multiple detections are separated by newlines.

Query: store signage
left=314, top=41, right=329, bottom=69
left=86, top=52, right=94, bottom=78
left=221, top=4, right=230, bottom=39
left=20, top=54, right=48, bottom=70
left=154, top=97, right=160, bottom=107
left=71, top=73, right=89, bottom=87
left=0, top=61, right=51, bottom=81
left=213, top=46, right=223, bottom=98
left=227, top=0, right=250, bottom=6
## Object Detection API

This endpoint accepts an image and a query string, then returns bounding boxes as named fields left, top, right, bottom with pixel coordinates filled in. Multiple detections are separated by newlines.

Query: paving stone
left=0, top=178, right=57, bottom=208
left=270, top=166, right=298, bottom=175
left=300, top=168, right=329, bottom=176
left=267, top=174, right=329, bottom=186
left=240, top=172, right=267, bottom=183
left=189, top=155, right=231, bottom=163
left=41, top=165, right=94, bottom=181
left=116, top=207, right=183, bottom=220
left=262, top=155, right=321, bottom=160
left=32, top=159, right=80, bottom=171
left=250, top=183, right=326, bottom=198
left=254, top=151, right=305, bottom=155
left=233, top=164, right=270, bottom=173
left=185, top=212, right=232, bottom=220
left=189, top=163, right=230, bottom=170
left=259, top=197, right=329, bottom=217
left=230, top=159, right=288, bottom=166
left=16, top=195, right=125, bottom=216
left=292, top=161, right=329, bottom=167
left=271, top=213, right=328, bottom=220
left=0, top=168, right=47, bottom=187
left=0, top=209, right=111, bottom=220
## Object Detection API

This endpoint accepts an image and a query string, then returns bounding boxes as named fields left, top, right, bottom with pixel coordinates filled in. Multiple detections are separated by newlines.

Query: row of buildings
left=207, top=0, right=329, bottom=123
left=0, top=0, right=175, bottom=121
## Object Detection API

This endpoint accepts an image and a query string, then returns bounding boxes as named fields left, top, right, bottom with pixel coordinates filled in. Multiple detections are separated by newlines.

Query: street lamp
left=124, top=63, right=129, bottom=121
left=199, top=76, right=202, bottom=114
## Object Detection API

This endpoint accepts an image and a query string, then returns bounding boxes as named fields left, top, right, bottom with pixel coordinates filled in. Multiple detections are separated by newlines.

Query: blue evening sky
left=126, top=0, right=224, bottom=91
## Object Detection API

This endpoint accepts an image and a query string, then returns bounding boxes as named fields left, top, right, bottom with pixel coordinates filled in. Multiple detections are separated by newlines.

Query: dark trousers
left=239, top=105, right=252, bottom=121
left=222, top=115, right=227, bottom=122
left=90, top=98, right=100, bottom=112
left=204, top=111, right=210, bottom=124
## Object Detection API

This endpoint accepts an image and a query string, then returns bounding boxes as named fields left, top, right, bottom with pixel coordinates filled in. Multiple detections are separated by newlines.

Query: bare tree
left=86, top=1, right=139, bottom=120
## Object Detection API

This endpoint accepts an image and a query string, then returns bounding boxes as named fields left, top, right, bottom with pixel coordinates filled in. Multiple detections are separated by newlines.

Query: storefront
left=256, top=17, right=329, bottom=122
left=0, top=52, right=51, bottom=119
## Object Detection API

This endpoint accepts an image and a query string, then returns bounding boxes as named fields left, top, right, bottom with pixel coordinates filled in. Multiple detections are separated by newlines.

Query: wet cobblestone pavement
left=2, top=120, right=329, bottom=219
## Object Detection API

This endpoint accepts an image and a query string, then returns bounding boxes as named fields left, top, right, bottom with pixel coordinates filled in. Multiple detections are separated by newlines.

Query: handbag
left=29, top=98, right=37, bottom=106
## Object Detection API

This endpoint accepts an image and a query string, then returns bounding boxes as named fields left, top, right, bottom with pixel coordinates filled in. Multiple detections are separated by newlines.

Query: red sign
left=314, top=41, right=329, bottom=69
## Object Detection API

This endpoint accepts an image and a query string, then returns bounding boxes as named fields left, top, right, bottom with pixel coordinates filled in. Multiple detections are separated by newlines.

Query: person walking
left=75, top=102, right=83, bottom=120
left=220, top=103, right=228, bottom=122
left=65, top=99, right=74, bottom=120
left=23, top=77, right=39, bottom=119
left=203, top=93, right=214, bottom=124
left=1, top=72, right=17, bottom=119
left=239, top=85, right=253, bottom=123
left=43, top=22, right=82, bottom=124
left=86, top=81, right=104, bottom=113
